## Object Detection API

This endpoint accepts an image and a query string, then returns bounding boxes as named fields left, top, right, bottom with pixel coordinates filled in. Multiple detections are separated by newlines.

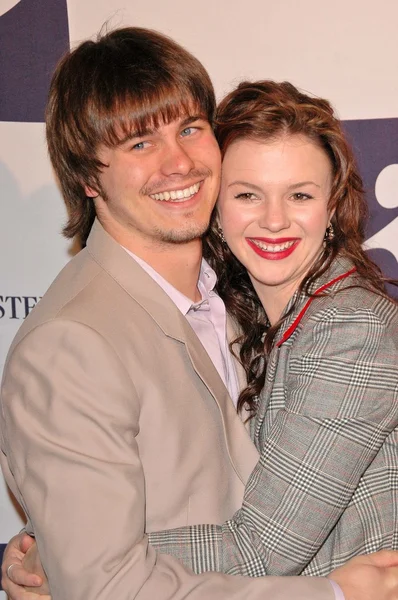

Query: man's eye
left=181, top=127, right=197, bottom=137
left=131, top=141, right=149, bottom=150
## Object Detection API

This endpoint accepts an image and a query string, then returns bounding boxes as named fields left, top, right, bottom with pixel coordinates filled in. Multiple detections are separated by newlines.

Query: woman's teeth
left=251, top=240, right=295, bottom=252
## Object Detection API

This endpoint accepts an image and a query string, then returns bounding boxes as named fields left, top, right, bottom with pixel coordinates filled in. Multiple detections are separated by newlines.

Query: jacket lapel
left=274, top=256, right=357, bottom=347
left=87, top=220, right=258, bottom=483
left=255, top=256, right=357, bottom=432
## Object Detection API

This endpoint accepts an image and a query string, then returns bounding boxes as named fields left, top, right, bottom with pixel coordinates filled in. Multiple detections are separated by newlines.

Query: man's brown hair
left=46, top=27, right=216, bottom=244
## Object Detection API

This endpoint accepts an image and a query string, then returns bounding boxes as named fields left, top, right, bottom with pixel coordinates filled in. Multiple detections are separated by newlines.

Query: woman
left=4, top=81, right=398, bottom=588
left=148, top=80, right=398, bottom=576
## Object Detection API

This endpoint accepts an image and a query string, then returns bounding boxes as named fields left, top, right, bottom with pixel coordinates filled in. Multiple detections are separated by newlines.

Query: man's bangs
left=98, top=83, right=208, bottom=148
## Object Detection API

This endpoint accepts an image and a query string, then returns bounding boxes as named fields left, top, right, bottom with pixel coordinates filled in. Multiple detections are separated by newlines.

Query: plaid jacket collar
left=274, top=255, right=357, bottom=348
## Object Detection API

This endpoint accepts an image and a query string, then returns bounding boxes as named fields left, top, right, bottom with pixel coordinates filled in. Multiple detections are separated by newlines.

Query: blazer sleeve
left=149, top=303, right=398, bottom=576
left=0, top=319, right=334, bottom=600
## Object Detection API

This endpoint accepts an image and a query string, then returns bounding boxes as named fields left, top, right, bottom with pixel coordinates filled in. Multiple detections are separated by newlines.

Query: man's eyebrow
left=180, top=114, right=207, bottom=127
left=117, top=127, right=155, bottom=146
left=116, top=115, right=207, bottom=147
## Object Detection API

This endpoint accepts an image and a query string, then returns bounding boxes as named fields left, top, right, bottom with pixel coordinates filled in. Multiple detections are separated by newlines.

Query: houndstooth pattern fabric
left=149, top=256, right=398, bottom=577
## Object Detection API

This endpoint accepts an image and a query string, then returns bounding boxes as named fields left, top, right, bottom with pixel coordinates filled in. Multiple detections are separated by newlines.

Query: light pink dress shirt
left=123, top=249, right=240, bottom=405
left=330, top=580, right=345, bottom=600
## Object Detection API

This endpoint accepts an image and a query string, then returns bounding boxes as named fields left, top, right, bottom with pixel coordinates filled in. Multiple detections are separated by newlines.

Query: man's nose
left=160, top=141, right=195, bottom=176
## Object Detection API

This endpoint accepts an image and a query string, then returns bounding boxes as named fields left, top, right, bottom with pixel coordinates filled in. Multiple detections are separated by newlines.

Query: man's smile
left=149, top=181, right=201, bottom=202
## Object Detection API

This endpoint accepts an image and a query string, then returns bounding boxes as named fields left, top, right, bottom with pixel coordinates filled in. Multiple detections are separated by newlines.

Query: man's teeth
left=252, top=240, right=295, bottom=252
left=150, top=182, right=200, bottom=202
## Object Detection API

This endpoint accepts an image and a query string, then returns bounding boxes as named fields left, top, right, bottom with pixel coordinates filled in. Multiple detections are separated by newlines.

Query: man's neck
left=98, top=216, right=203, bottom=302
left=132, top=240, right=203, bottom=302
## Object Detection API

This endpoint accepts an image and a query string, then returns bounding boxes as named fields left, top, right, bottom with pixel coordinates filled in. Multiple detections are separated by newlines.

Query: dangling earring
left=324, top=222, right=335, bottom=242
left=216, top=225, right=227, bottom=244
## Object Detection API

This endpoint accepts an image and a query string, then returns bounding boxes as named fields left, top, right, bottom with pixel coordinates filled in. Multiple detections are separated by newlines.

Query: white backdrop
left=0, top=0, right=397, bottom=592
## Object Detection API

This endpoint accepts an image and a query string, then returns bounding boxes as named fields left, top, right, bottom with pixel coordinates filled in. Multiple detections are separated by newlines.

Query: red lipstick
left=246, top=238, right=300, bottom=261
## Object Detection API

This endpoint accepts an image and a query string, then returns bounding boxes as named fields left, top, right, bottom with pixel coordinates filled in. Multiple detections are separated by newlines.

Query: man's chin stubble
left=154, top=221, right=210, bottom=245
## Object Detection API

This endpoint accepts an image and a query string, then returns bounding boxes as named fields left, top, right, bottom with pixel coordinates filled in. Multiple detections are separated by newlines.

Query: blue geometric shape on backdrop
left=343, top=118, right=398, bottom=239
left=343, top=118, right=398, bottom=292
left=0, top=0, right=69, bottom=122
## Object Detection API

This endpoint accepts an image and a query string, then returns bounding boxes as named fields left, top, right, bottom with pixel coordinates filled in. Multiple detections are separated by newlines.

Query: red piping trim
left=275, top=267, right=357, bottom=348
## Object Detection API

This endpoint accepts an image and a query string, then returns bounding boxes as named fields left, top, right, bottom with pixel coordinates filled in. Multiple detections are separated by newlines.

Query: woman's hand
left=328, top=550, right=398, bottom=600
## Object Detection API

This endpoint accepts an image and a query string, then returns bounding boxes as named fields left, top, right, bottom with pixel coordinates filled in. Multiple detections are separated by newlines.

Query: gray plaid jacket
left=149, top=256, right=398, bottom=577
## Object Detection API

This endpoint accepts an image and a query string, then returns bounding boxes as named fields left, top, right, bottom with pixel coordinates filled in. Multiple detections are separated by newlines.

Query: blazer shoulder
left=7, top=249, right=103, bottom=346
left=307, top=281, right=398, bottom=328
left=292, top=284, right=398, bottom=363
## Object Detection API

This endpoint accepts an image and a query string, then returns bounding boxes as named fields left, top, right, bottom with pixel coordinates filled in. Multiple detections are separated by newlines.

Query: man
left=1, top=26, right=398, bottom=600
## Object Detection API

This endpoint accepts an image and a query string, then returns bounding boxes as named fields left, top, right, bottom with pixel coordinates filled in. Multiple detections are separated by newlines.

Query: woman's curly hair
left=203, top=80, right=395, bottom=416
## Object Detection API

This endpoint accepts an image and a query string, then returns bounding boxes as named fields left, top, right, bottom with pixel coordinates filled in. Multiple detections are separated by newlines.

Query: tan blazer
left=0, top=220, right=333, bottom=600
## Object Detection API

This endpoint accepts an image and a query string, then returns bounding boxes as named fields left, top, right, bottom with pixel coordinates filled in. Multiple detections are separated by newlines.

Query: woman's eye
left=292, top=192, right=312, bottom=201
left=234, top=192, right=258, bottom=201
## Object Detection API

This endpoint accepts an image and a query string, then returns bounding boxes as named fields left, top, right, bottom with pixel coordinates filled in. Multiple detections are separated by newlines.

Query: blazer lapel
left=87, top=220, right=258, bottom=483
left=182, top=319, right=259, bottom=483
left=255, top=256, right=357, bottom=435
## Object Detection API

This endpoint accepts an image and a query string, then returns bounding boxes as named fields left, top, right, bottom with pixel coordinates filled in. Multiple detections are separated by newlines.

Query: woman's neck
left=251, top=278, right=301, bottom=326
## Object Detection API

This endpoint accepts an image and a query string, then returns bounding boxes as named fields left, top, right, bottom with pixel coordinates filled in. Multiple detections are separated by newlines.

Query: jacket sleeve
left=0, top=319, right=334, bottom=600
left=149, top=303, right=398, bottom=576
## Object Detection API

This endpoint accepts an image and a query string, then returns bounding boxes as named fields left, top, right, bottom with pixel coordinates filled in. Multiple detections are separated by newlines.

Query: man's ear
left=84, top=184, right=99, bottom=198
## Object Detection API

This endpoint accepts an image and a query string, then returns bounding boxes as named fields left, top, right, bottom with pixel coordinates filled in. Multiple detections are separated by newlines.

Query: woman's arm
left=4, top=302, right=397, bottom=582
left=149, top=301, right=398, bottom=576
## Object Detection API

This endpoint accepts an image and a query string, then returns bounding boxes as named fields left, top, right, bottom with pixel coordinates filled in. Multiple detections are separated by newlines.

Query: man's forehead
left=136, top=105, right=208, bottom=132
left=115, top=110, right=209, bottom=145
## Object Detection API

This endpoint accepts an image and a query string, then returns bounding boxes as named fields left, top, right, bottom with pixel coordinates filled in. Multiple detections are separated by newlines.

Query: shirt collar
left=122, top=247, right=217, bottom=316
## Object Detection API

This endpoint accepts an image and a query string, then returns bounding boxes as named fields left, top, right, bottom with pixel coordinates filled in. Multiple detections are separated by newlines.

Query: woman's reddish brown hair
left=203, top=80, right=396, bottom=415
